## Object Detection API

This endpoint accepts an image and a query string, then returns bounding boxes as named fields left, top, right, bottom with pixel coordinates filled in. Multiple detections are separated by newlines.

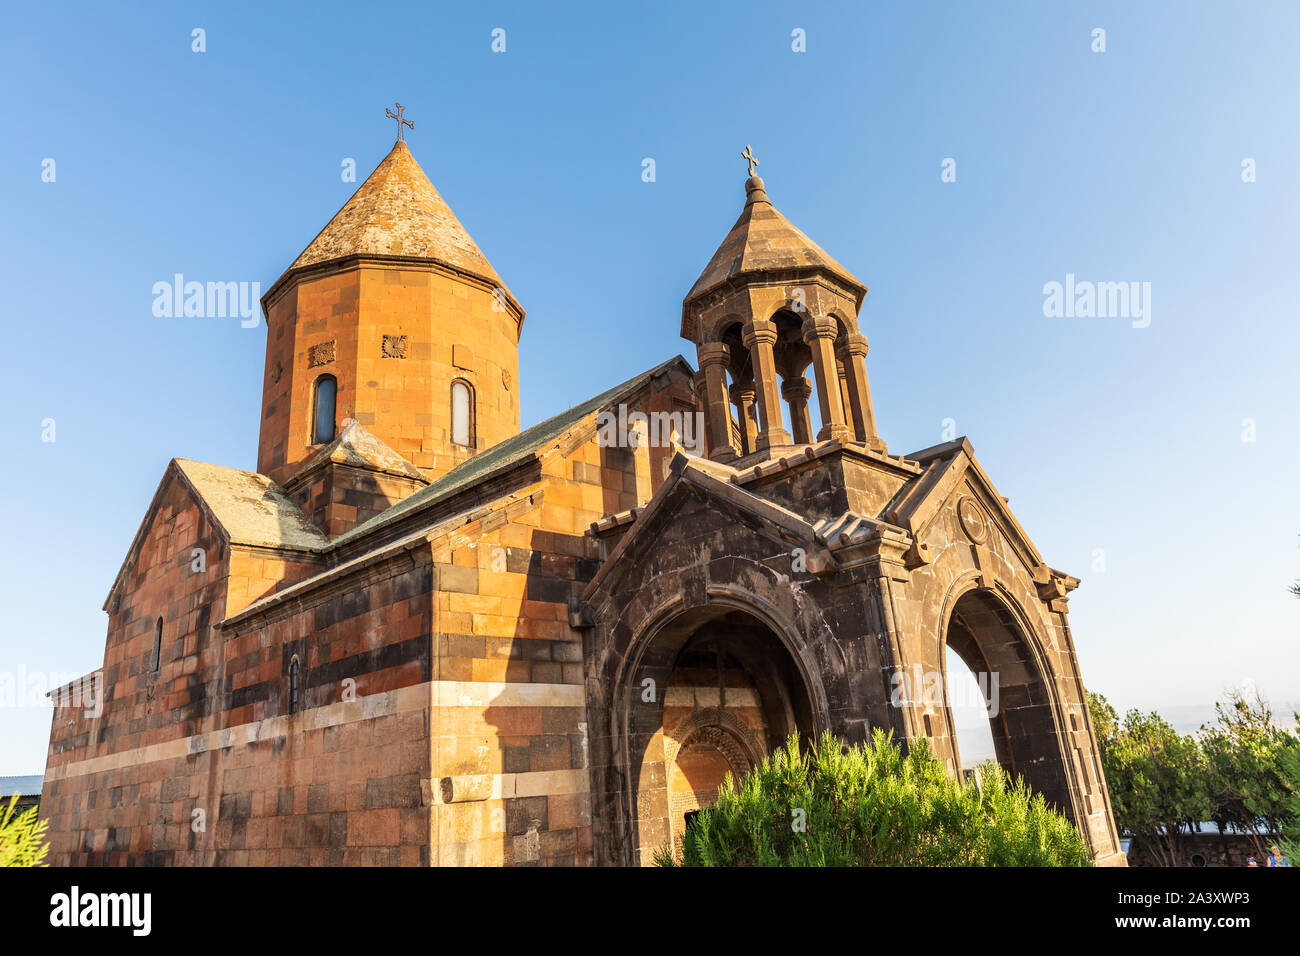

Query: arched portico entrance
left=936, top=587, right=1073, bottom=813
left=615, top=601, right=822, bottom=864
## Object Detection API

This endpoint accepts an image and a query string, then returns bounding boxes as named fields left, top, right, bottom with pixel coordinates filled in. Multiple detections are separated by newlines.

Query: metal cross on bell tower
left=386, top=102, right=414, bottom=141
left=741, top=144, right=760, bottom=178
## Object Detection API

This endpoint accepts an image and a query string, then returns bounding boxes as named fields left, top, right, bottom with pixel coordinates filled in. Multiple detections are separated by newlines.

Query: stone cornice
left=681, top=272, right=865, bottom=341
left=260, top=254, right=526, bottom=335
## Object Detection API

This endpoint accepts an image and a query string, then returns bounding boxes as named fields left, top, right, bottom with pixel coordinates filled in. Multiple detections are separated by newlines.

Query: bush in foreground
left=656, top=729, right=1092, bottom=867
left=0, top=794, right=50, bottom=867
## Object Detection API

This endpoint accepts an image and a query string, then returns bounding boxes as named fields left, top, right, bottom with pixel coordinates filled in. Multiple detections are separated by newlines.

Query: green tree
left=1198, top=689, right=1298, bottom=859
left=655, top=729, right=1092, bottom=867
left=1088, top=691, right=1212, bottom=868
left=1282, top=572, right=1300, bottom=860
left=0, top=794, right=50, bottom=867
left=1279, top=741, right=1300, bottom=862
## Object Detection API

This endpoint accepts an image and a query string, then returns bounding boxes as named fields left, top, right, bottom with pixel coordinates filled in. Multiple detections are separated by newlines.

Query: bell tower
left=682, top=150, right=884, bottom=462
left=257, top=129, right=524, bottom=484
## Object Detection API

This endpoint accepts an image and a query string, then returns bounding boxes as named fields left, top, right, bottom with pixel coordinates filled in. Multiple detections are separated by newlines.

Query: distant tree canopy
left=656, top=729, right=1092, bottom=867
left=1087, top=692, right=1213, bottom=867
left=1089, top=689, right=1300, bottom=865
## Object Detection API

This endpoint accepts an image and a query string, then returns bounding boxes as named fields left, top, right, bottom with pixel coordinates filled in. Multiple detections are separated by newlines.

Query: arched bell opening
left=772, top=309, right=815, bottom=443
left=719, top=322, right=758, bottom=455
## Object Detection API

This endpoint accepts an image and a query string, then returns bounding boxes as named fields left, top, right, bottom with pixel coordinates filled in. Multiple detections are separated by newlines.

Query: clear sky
left=1, top=1, right=1297, bottom=773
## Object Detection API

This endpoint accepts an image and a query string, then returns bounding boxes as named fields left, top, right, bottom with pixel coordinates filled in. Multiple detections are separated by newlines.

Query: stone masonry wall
left=288, top=462, right=428, bottom=539
left=42, top=369, right=694, bottom=866
left=258, top=263, right=522, bottom=483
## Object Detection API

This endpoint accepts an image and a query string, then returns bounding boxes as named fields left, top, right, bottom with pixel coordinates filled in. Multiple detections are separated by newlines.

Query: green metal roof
left=332, top=355, right=691, bottom=546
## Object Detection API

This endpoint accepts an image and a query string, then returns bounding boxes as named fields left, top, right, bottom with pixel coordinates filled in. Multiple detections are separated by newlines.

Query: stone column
left=837, top=332, right=885, bottom=451
left=836, top=359, right=854, bottom=438
left=802, top=316, right=851, bottom=441
left=741, top=317, right=792, bottom=451
left=781, top=376, right=813, bottom=444
left=696, top=343, right=737, bottom=461
left=729, top=382, right=759, bottom=455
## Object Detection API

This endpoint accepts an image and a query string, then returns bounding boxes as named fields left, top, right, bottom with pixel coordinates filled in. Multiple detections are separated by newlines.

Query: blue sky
left=1, top=1, right=1297, bottom=772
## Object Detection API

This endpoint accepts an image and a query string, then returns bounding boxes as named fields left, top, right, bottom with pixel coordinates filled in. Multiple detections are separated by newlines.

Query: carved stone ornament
left=382, top=334, right=408, bottom=359
left=957, top=495, right=989, bottom=544
left=307, top=340, right=336, bottom=368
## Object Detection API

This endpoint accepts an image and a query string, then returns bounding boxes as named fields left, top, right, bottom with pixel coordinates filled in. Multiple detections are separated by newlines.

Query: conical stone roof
left=285, top=140, right=508, bottom=293
left=685, top=175, right=865, bottom=307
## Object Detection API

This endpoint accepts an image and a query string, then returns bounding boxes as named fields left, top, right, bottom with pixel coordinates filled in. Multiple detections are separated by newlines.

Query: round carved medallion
left=957, top=495, right=988, bottom=544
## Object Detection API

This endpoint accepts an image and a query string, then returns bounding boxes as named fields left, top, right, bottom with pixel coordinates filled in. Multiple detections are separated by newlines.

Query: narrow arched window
left=152, top=616, right=163, bottom=672
left=312, top=375, right=337, bottom=445
left=289, top=657, right=301, bottom=714
left=451, top=380, right=474, bottom=447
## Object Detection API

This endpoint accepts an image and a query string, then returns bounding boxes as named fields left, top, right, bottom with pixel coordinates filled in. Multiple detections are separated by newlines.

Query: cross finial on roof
left=741, top=144, right=759, bottom=178
left=386, top=102, right=414, bottom=141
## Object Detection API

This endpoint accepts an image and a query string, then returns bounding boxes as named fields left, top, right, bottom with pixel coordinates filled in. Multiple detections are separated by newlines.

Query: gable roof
left=583, top=451, right=837, bottom=600
left=174, top=460, right=330, bottom=551
left=285, top=420, right=428, bottom=490
left=332, top=355, right=694, bottom=546
left=887, top=437, right=1067, bottom=585
left=103, top=357, right=695, bottom=612
left=104, top=459, right=328, bottom=610
left=584, top=432, right=1076, bottom=605
left=222, top=487, right=544, bottom=630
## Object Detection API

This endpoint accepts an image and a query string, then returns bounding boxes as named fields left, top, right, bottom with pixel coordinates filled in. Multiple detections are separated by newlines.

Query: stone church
left=39, top=132, right=1125, bottom=867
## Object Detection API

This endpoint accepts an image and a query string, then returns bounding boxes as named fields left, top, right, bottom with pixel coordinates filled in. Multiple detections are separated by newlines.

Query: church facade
left=39, top=136, right=1125, bottom=867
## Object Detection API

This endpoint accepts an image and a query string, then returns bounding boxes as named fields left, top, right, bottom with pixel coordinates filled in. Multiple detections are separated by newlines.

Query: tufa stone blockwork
left=41, top=146, right=1122, bottom=867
